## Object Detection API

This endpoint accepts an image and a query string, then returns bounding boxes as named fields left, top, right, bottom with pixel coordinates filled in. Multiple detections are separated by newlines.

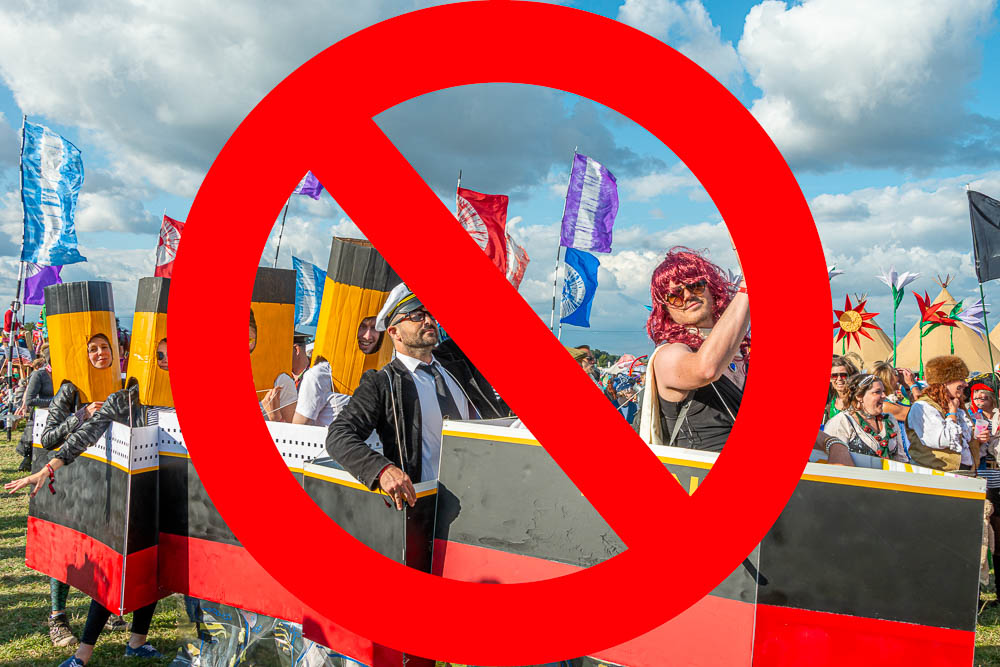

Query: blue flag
left=560, top=248, right=600, bottom=328
left=293, top=256, right=326, bottom=327
left=19, top=120, right=86, bottom=265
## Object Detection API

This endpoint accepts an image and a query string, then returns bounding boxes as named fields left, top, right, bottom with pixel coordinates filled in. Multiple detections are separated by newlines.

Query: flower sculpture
left=833, top=295, right=879, bottom=352
left=876, top=266, right=919, bottom=364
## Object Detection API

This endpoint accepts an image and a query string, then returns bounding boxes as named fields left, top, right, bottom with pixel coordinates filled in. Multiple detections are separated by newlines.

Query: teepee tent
left=832, top=318, right=894, bottom=370
left=989, top=321, right=1000, bottom=357
left=896, top=284, right=1000, bottom=375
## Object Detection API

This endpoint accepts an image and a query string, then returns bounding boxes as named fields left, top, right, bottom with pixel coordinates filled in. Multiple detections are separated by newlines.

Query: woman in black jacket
left=7, top=381, right=160, bottom=666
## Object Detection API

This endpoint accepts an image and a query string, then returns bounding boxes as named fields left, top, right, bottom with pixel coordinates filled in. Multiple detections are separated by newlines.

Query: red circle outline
left=170, top=2, right=829, bottom=663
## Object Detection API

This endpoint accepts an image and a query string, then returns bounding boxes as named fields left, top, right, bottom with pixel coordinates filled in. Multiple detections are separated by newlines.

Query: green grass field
left=3, top=424, right=1000, bottom=666
left=0, top=426, right=180, bottom=666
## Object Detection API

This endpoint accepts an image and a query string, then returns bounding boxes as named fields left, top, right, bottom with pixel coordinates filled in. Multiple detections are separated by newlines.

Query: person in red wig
left=638, top=246, right=851, bottom=464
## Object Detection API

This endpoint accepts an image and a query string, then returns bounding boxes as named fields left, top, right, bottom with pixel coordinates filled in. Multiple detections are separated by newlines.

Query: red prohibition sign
left=170, top=2, right=829, bottom=664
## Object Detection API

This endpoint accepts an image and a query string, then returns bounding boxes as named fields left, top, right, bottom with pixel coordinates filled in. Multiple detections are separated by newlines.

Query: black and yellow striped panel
left=439, top=426, right=983, bottom=632
left=250, top=268, right=295, bottom=392
left=126, top=277, right=171, bottom=407
left=45, top=281, right=120, bottom=403
left=312, top=238, right=399, bottom=395
left=29, top=446, right=157, bottom=557
left=304, top=457, right=435, bottom=572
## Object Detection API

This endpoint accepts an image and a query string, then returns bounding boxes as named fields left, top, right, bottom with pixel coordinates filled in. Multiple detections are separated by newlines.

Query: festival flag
left=505, top=234, right=530, bottom=290
left=154, top=215, right=185, bottom=278
left=19, top=120, right=86, bottom=265
left=560, top=153, right=618, bottom=254
left=969, top=190, right=1000, bottom=283
left=560, top=247, right=600, bottom=328
left=23, top=263, right=62, bottom=305
left=293, top=256, right=326, bottom=327
left=456, top=187, right=508, bottom=273
left=293, top=171, right=324, bottom=200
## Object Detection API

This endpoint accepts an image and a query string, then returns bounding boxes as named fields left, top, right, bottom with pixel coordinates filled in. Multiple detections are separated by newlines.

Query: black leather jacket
left=41, top=381, right=85, bottom=451
left=54, top=385, right=143, bottom=466
left=326, top=339, right=509, bottom=489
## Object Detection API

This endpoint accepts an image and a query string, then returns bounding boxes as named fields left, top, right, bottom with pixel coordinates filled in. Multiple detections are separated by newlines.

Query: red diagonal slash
left=170, top=2, right=829, bottom=663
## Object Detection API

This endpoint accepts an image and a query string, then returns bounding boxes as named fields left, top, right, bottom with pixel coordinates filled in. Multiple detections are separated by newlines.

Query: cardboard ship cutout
left=250, top=267, right=296, bottom=392
left=45, top=281, right=121, bottom=403
left=312, top=237, right=399, bottom=394
left=126, top=277, right=172, bottom=407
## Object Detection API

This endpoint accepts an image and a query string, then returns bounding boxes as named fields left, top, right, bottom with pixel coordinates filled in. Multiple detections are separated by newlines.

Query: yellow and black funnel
left=45, top=281, right=120, bottom=403
left=126, top=277, right=171, bottom=407
left=312, top=238, right=399, bottom=395
left=250, top=267, right=295, bottom=392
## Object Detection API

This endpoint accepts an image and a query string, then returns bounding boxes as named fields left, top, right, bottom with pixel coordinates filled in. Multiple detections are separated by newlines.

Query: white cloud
left=620, top=163, right=699, bottom=201
left=617, top=0, right=743, bottom=88
left=738, top=0, right=999, bottom=170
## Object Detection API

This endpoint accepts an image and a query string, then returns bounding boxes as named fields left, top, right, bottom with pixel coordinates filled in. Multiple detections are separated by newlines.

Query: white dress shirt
left=395, top=352, right=469, bottom=482
left=907, top=401, right=972, bottom=462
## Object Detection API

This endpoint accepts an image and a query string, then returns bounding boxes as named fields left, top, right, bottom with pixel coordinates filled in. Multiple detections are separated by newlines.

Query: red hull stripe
left=753, top=604, right=975, bottom=667
left=26, top=516, right=158, bottom=614
left=157, top=532, right=302, bottom=623
left=433, top=539, right=756, bottom=666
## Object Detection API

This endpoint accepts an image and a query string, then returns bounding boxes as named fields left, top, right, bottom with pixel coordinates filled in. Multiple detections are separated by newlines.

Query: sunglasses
left=858, top=374, right=877, bottom=388
left=663, top=280, right=708, bottom=307
left=392, top=310, right=435, bottom=326
left=830, top=372, right=849, bottom=379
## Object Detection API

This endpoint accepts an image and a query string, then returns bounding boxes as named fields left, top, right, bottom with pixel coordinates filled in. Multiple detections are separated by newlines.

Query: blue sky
left=0, top=0, right=998, bottom=357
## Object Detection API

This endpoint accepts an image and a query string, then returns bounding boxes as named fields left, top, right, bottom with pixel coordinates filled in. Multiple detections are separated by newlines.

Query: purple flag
left=23, top=263, right=62, bottom=305
left=559, top=153, right=618, bottom=253
left=293, top=171, right=324, bottom=200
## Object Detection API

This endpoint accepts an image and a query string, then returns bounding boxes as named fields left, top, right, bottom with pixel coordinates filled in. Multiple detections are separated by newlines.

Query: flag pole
left=549, top=246, right=562, bottom=332
left=272, top=197, right=291, bottom=268
left=550, top=148, right=578, bottom=333
left=980, top=281, right=996, bottom=375
left=7, top=116, right=28, bottom=440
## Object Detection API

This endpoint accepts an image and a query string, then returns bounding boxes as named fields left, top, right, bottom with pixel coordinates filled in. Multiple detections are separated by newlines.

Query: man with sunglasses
left=326, top=283, right=508, bottom=509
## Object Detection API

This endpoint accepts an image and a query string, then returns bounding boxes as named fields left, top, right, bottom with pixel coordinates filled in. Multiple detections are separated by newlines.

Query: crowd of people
left=0, top=244, right=996, bottom=664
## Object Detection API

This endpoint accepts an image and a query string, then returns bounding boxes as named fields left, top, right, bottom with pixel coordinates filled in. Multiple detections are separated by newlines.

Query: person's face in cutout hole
left=357, top=316, right=381, bottom=355
left=156, top=338, right=168, bottom=371
left=87, top=334, right=113, bottom=370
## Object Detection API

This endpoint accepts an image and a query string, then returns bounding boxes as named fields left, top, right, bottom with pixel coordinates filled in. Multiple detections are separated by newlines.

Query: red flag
left=155, top=214, right=185, bottom=278
left=456, top=187, right=508, bottom=273
left=505, top=233, right=530, bottom=289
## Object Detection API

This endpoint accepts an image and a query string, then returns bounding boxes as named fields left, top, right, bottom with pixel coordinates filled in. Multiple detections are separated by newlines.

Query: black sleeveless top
left=658, top=375, right=743, bottom=452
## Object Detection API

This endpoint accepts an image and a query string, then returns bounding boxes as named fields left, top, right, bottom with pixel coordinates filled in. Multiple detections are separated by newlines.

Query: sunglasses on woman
left=663, top=279, right=708, bottom=307
left=830, top=372, right=849, bottom=379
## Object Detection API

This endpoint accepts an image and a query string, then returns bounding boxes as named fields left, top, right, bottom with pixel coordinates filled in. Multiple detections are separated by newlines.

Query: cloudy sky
left=0, top=0, right=998, bottom=356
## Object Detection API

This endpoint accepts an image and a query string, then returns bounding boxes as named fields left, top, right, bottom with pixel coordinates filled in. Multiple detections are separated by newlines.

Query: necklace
left=854, top=412, right=894, bottom=458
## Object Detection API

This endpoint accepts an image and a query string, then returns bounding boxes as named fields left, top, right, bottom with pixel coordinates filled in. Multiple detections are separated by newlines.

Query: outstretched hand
left=4, top=469, right=48, bottom=497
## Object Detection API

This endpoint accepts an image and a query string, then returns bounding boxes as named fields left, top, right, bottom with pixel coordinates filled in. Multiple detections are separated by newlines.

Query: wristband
left=946, top=413, right=958, bottom=418
left=824, top=437, right=847, bottom=456
left=737, top=286, right=748, bottom=295
left=45, top=463, right=56, bottom=495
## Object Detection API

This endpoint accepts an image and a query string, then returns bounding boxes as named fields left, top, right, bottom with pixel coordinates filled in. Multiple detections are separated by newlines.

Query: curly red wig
left=646, top=246, right=750, bottom=364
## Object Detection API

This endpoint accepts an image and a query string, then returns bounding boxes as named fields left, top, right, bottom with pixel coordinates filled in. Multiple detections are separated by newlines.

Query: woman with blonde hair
left=824, top=374, right=908, bottom=462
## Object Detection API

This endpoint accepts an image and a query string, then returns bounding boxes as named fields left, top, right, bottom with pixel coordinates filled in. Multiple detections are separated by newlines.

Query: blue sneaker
left=124, top=642, right=163, bottom=658
left=58, top=657, right=85, bottom=666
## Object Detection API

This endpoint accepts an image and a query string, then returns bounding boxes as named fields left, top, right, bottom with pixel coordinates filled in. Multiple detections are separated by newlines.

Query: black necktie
left=417, top=363, right=462, bottom=421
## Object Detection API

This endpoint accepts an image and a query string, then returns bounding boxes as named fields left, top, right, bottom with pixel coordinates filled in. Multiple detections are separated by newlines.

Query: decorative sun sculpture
left=833, top=295, right=879, bottom=350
